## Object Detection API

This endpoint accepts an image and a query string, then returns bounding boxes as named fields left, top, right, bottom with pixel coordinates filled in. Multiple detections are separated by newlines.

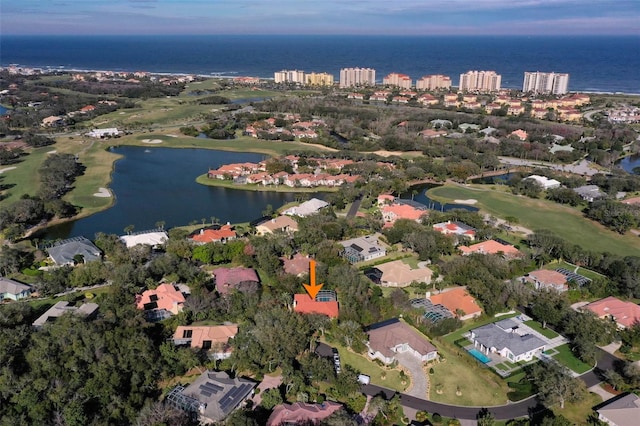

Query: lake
left=0, top=105, right=8, bottom=115
left=618, top=154, right=640, bottom=174
left=42, top=146, right=316, bottom=240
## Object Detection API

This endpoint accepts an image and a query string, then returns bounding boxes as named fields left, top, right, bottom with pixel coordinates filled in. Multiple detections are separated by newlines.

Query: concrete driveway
left=394, top=352, right=428, bottom=399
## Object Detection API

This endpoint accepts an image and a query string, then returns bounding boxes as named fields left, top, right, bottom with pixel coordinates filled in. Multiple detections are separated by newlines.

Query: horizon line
left=2, top=33, right=639, bottom=37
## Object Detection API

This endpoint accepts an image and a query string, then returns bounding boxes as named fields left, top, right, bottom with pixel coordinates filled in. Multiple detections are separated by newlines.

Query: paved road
left=362, top=384, right=542, bottom=421
left=346, top=196, right=362, bottom=217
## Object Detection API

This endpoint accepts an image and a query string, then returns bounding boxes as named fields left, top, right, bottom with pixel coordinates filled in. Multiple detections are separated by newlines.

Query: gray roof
left=471, top=323, right=545, bottom=357
left=0, top=277, right=33, bottom=296
left=573, top=185, right=604, bottom=200
left=179, top=370, right=255, bottom=422
left=47, top=237, right=101, bottom=265
left=33, top=301, right=99, bottom=328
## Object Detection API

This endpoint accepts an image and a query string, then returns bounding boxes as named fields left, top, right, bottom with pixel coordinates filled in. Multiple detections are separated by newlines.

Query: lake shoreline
left=195, top=174, right=339, bottom=193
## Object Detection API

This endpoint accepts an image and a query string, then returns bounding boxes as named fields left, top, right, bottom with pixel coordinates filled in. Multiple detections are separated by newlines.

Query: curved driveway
left=362, top=348, right=619, bottom=421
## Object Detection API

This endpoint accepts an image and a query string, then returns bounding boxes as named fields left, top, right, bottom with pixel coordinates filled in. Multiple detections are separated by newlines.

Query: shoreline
left=2, top=64, right=640, bottom=96
left=195, top=174, right=339, bottom=193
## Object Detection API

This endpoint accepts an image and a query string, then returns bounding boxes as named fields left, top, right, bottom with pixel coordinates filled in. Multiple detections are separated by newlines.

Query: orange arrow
left=303, top=259, right=323, bottom=300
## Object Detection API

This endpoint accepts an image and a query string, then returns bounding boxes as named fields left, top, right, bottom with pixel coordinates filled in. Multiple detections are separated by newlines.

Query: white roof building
left=120, top=230, right=169, bottom=248
left=87, top=128, right=120, bottom=138
left=525, top=175, right=561, bottom=190
left=283, top=198, right=329, bottom=217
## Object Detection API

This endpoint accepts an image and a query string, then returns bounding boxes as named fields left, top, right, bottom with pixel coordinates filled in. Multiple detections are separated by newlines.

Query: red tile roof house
left=293, top=293, right=339, bottom=319
left=366, top=318, right=438, bottom=365
left=585, top=296, right=640, bottom=329
left=432, top=220, right=476, bottom=241
left=524, top=269, right=569, bottom=293
left=190, top=225, right=237, bottom=244
left=381, top=203, right=428, bottom=227
left=459, top=240, right=523, bottom=259
left=135, top=283, right=189, bottom=320
left=173, top=324, right=238, bottom=358
left=267, top=402, right=343, bottom=426
left=213, top=267, right=260, bottom=296
left=428, top=287, right=482, bottom=321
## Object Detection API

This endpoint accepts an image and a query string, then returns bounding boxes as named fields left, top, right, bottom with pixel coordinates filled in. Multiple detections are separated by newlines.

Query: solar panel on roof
left=200, top=390, right=212, bottom=397
left=351, top=244, right=363, bottom=252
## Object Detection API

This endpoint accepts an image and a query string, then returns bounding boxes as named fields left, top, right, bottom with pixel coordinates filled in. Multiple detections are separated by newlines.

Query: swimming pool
left=468, top=348, right=491, bottom=364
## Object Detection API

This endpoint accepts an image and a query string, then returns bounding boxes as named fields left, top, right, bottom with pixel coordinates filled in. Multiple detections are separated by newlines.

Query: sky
left=1, top=0, right=639, bottom=36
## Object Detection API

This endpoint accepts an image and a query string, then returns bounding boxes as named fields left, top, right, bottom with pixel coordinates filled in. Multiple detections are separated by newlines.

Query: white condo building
left=340, top=67, right=376, bottom=88
left=383, top=73, right=412, bottom=89
left=416, top=74, right=452, bottom=91
left=523, top=72, right=569, bottom=95
left=274, top=70, right=306, bottom=84
left=459, top=70, right=502, bottom=92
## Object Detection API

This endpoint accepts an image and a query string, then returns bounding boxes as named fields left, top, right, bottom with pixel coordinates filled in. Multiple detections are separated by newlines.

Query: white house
left=525, top=175, right=561, bottom=190
left=469, top=318, right=546, bottom=363
left=87, top=128, right=120, bottom=138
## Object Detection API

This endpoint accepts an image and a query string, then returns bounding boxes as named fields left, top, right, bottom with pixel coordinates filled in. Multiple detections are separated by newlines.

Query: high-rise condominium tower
left=458, top=70, right=502, bottom=92
left=339, top=67, right=376, bottom=88
left=523, top=72, right=569, bottom=95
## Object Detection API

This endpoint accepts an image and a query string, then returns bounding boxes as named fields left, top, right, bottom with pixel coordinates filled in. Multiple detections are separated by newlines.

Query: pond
left=0, top=105, right=8, bottom=115
left=618, top=154, right=640, bottom=174
left=400, top=184, right=478, bottom=212
left=41, top=146, right=317, bottom=240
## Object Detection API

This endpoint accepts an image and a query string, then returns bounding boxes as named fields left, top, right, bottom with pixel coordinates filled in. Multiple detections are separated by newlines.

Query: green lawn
left=429, top=343, right=511, bottom=406
left=428, top=184, right=640, bottom=256
left=523, top=320, right=560, bottom=339
left=545, top=260, right=605, bottom=281
left=551, top=344, right=593, bottom=374
left=331, top=343, right=410, bottom=393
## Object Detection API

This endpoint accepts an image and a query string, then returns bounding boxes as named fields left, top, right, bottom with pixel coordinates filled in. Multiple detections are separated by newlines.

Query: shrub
left=432, top=413, right=442, bottom=423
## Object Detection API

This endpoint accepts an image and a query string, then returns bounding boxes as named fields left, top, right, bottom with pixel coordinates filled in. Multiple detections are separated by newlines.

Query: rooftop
left=585, top=296, right=640, bottom=328
left=120, top=230, right=168, bottom=248
left=294, top=293, right=339, bottom=318
left=0, top=277, right=33, bottom=296
left=429, top=287, right=482, bottom=318
left=47, top=236, right=101, bottom=265
left=459, top=240, right=522, bottom=257
left=32, top=301, right=99, bottom=328
left=213, top=267, right=260, bottom=295
left=471, top=321, right=546, bottom=357
left=367, top=318, right=436, bottom=359
left=267, top=402, right=343, bottom=426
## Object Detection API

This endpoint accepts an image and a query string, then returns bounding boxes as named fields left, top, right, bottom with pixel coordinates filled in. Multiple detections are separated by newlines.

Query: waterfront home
left=213, top=267, right=260, bottom=296
left=255, top=216, right=299, bottom=236
left=428, top=287, right=482, bottom=321
left=0, top=277, right=33, bottom=301
left=373, top=259, right=433, bottom=287
left=283, top=198, right=329, bottom=217
left=32, top=301, right=99, bottom=328
left=381, top=201, right=428, bottom=227
left=135, top=283, right=189, bottom=321
left=584, top=296, right=640, bottom=329
left=120, top=229, right=168, bottom=248
left=339, top=235, right=386, bottom=263
left=166, top=370, right=255, bottom=424
left=190, top=225, right=237, bottom=244
left=469, top=318, right=545, bottom=362
left=524, top=269, right=569, bottom=292
left=173, top=324, right=238, bottom=358
left=573, top=185, right=605, bottom=202
left=47, top=236, right=102, bottom=266
left=267, top=402, right=343, bottom=426
left=366, top=318, right=438, bottom=365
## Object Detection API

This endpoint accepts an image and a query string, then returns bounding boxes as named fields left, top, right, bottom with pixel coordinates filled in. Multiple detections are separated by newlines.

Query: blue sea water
left=1, top=35, right=639, bottom=93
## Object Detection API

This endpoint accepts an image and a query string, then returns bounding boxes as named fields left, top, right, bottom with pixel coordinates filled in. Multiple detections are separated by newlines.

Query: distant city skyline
left=1, top=0, right=638, bottom=36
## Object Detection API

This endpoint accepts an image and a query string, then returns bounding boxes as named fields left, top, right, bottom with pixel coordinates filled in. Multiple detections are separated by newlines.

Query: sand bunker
left=164, top=134, right=178, bottom=138
left=454, top=199, right=478, bottom=205
left=0, top=167, right=17, bottom=174
left=47, top=150, right=57, bottom=154
left=93, top=187, right=112, bottom=198
left=141, top=139, right=163, bottom=144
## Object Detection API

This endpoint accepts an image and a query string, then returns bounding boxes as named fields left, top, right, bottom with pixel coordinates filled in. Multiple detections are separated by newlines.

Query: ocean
left=1, top=35, right=639, bottom=93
